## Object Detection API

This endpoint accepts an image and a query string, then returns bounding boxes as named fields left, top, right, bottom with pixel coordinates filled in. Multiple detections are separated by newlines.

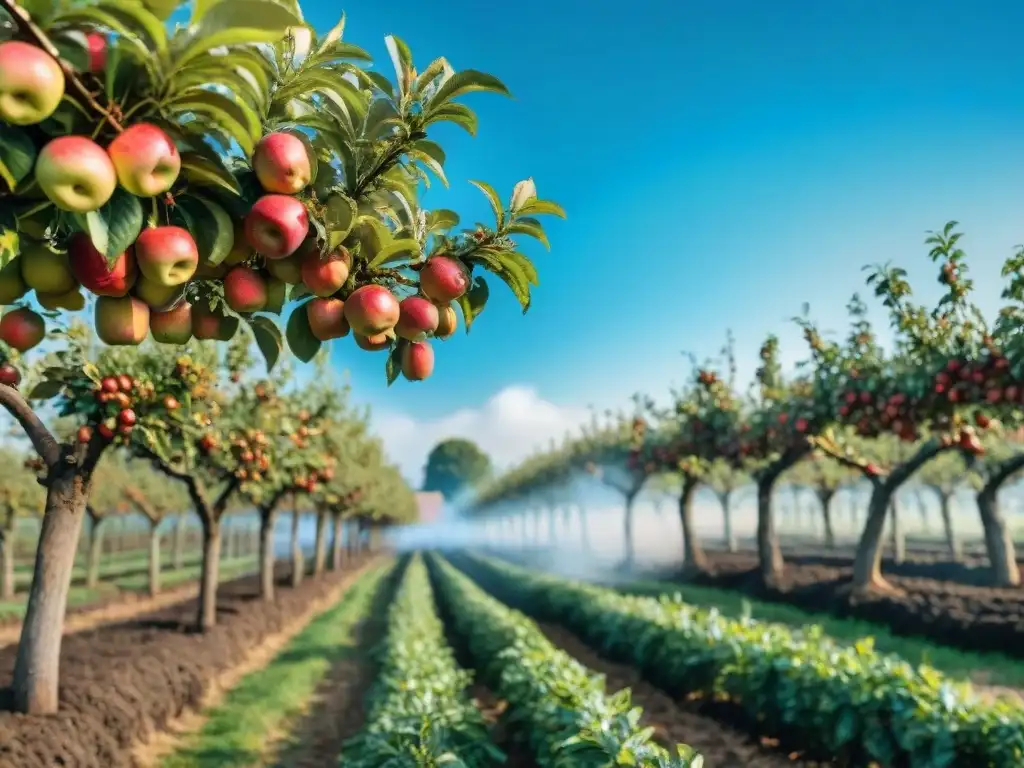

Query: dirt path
left=536, top=622, right=831, bottom=767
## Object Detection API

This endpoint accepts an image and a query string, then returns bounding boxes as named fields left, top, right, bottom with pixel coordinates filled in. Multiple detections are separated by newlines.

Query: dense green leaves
left=72, top=188, right=144, bottom=264
left=0, top=125, right=36, bottom=192
left=285, top=302, right=322, bottom=362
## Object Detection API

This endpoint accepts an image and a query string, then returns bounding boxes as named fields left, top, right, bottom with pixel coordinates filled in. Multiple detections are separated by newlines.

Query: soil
left=535, top=621, right=830, bottom=767
left=664, top=550, right=1024, bottom=659
left=0, top=558, right=373, bottom=768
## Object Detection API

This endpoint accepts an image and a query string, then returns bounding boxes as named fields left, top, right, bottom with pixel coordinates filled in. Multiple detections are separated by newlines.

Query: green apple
left=20, top=243, right=77, bottom=295
left=34, top=136, right=118, bottom=213
left=0, top=259, right=28, bottom=305
left=0, top=41, right=65, bottom=126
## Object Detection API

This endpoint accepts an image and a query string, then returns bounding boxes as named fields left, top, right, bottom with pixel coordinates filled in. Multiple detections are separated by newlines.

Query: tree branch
left=0, top=384, right=61, bottom=468
left=812, top=437, right=874, bottom=477
left=982, top=452, right=1024, bottom=497
left=123, top=486, right=161, bottom=525
left=887, top=438, right=952, bottom=490
left=137, top=444, right=192, bottom=483
left=213, top=477, right=240, bottom=517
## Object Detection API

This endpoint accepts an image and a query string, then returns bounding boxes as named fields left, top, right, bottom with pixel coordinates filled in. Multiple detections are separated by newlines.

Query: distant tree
left=422, top=439, right=493, bottom=500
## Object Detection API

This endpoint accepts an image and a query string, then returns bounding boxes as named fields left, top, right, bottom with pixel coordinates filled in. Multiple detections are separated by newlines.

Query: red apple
left=150, top=302, right=193, bottom=344
left=192, top=304, right=237, bottom=341
left=86, top=33, right=106, bottom=73
left=134, top=226, right=199, bottom=286
left=244, top=194, right=309, bottom=259
left=0, top=41, right=65, bottom=125
left=68, top=233, right=137, bottom=297
left=252, top=132, right=313, bottom=194
left=395, top=296, right=439, bottom=341
left=306, top=297, right=349, bottom=341
left=300, top=246, right=350, bottom=297
left=434, top=302, right=458, bottom=340
left=418, top=256, right=469, bottom=303
left=401, top=341, right=434, bottom=381
left=95, top=295, right=149, bottom=346
left=106, top=123, right=181, bottom=197
left=35, top=136, right=117, bottom=212
left=77, top=425, right=92, bottom=443
left=344, top=284, right=400, bottom=336
left=0, top=308, right=45, bottom=351
left=223, top=266, right=268, bottom=313
left=354, top=332, right=389, bottom=351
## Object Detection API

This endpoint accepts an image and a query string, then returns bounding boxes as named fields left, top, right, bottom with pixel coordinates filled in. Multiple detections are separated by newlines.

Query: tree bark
left=718, top=490, right=736, bottom=552
left=258, top=506, right=276, bottom=601
left=331, top=513, right=344, bottom=570
left=976, top=455, right=1024, bottom=587
left=679, top=475, right=707, bottom=573
left=290, top=506, right=304, bottom=587
left=313, top=507, right=327, bottom=576
left=85, top=509, right=104, bottom=589
left=756, top=449, right=806, bottom=585
left=819, top=489, right=836, bottom=549
left=934, top=489, right=962, bottom=562
left=197, top=518, right=221, bottom=630
left=889, top=500, right=905, bottom=565
left=172, top=514, right=186, bottom=570
left=147, top=520, right=161, bottom=597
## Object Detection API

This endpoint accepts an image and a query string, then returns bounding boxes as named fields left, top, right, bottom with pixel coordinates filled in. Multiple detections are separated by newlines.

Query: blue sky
left=304, top=0, right=1024, bottom=435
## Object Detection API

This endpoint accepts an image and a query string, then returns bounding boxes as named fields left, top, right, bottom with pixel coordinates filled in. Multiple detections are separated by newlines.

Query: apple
left=395, top=296, right=439, bottom=341
left=133, top=275, right=186, bottom=311
left=35, top=136, right=117, bottom=212
left=434, top=302, right=458, bottom=340
left=19, top=243, right=77, bottom=294
left=0, top=259, right=27, bottom=305
left=252, top=132, right=313, bottom=194
left=401, top=341, right=434, bottom=381
left=224, top=223, right=252, bottom=266
left=306, top=297, right=349, bottom=341
left=37, top=287, right=85, bottom=311
left=150, top=302, right=192, bottom=344
left=0, top=308, right=45, bottom=351
left=419, top=256, right=469, bottom=303
left=244, top=195, right=309, bottom=259
left=0, top=41, right=65, bottom=125
left=134, top=226, right=199, bottom=286
left=95, top=295, right=149, bottom=345
left=86, top=33, right=106, bottom=73
left=300, top=246, right=350, bottom=297
left=0, top=363, right=20, bottom=387
left=265, top=251, right=303, bottom=284
left=192, top=304, right=236, bottom=340
left=106, top=123, right=181, bottom=198
left=223, top=266, right=268, bottom=313
left=68, top=233, right=136, bottom=297
left=344, top=284, right=400, bottom=336
left=354, top=332, right=389, bottom=351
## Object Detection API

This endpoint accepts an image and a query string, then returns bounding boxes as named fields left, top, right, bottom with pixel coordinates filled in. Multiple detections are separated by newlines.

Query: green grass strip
left=161, top=563, right=391, bottom=768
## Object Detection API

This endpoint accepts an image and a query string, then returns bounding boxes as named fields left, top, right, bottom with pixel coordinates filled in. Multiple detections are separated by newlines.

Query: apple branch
left=811, top=436, right=876, bottom=478
left=0, top=384, right=61, bottom=468
left=885, top=438, right=952, bottom=491
left=123, top=486, right=161, bottom=525
left=980, top=452, right=1024, bottom=496
left=0, top=0, right=125, bottom=132
left=212, top=477, right=240, bottom=517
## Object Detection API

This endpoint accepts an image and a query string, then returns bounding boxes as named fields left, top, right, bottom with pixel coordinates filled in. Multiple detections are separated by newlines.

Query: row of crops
left=331, top=552, right=1024, bottom=767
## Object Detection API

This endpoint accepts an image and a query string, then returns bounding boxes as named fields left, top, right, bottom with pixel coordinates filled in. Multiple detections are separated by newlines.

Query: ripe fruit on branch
left=77, top=425, right=92, bottom=444
left=163, top=395, right=179, bottom=411
left=118, top=408, right=137, bottom=427
left=37, top=287, right=85, bottom=311
left=134, top=226, right=199, bottom=286
left=344, top=284, right=400, bottom=336
left=20, top=243, right=77, bottom=294
left=306, top=297, right=350, bottom=341
left=86, top=33, right=106, bottom=73
left=0, top=41, right=65, bottom=125
left=434, top=303, right=457, bottom=340
left=101, top=377, right=119, bottom=393
left=244, top=195, right=309, bottom=259
left=0, top=260, right=27, bottom=305
left=95, top=295, right=150, bottom=346
left=68, top=234, right=136, bottom=297
left=0, top=363, right=20, bottom=387
left=401, top=341, right=434, bottom=381
left=354, top=332, right=389, bottom=351
left=300, top=247, right=350, bottom=297
left=117, top=374, right=134, bottom=392
left=252, top=132, right=313, bottom=194
left=35, top=136, right=117, bottom=213
left=98, top=423, right=115, bottom=440
left=192, top=303, right=235, bottom=341
left=150, top=302, right=193, bottom=344
left=106, top=123, right=181, bottom=197
left=419, top=256, right=469, bottom=303
left=0, top=308, right=45, bottom=351
left=395, top=296, right=439, bottom=341
left=223, top=266, right=268, bottom=313
left=134, top=276, right=186, bottom=312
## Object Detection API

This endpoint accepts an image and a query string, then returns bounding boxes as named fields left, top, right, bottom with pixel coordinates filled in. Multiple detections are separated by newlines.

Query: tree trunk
left=622, top=492, right=637, bottom=569
left=13, top=467, right=92, bottom=714
left=331, top=513, right=344, bottom=570
left=85, top=511, right=104, bottom=589
left=756, top=469, right=787, bottom=585
left=934, top=490, right=962, bottom=562
left=172, top=514, right=186, bottom=570
left=0, top=514, right=15, bottom=600
left=147, top=520, right=161, bottom=597
left=314, top=508, right=327, bottom=576
left=819, top=490, right=836, bottom=549
left=718, top=491, right=736, bottom=552
left=197, top=519, right=221, bottom=631
left=978, top=486, right=1021, bottom=587
left=290, top=507, right=304, bottom=587
left=889, top=500, right=905, bottom=565
left=258, top=508, right=276, bottom=601
left=679, top=476, right=707, bottom=573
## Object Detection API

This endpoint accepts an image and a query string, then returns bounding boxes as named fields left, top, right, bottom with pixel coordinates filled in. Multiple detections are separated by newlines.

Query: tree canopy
left=421, top=438, right=492, bottom=500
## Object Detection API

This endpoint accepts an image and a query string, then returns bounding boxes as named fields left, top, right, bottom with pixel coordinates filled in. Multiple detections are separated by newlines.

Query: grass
left=14, top=548, right=208, bottom=588
left=160, top=563, right=390, bottom=768
left=621, top=577, right=1024, bottom=688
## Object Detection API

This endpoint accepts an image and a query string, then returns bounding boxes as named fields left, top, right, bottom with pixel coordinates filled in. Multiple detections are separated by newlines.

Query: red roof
left=415, top=492, right=444, bottom=523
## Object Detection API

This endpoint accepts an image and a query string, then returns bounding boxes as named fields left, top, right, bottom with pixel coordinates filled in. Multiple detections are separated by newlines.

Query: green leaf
left=285, top=302, right=322, bottom=362
left=52, top=30, right=91, bottom=73
left=324, top=193, right=357, bottom=245
left=72, top=188, right=144, bottom=264
left=423, top=103, right=477, bottom=135
left=317, top=12, right=346, bottom=54
left=28, top=378, right=64, bottom=400
left=428, top=70, right=511, bottom=105
left=51, top=6, right=163, bottom=60
left=0, top=126, right=36, bottom=192
left=288, top=283, right=312, bottom=302
left=249, top=316, right=282, bottom=371
left=176, top=27, right=290, bottom=70
left=367, top=238, right=421, bottom=269
left=468, top=180, right=504, bottom=227
left=516, top=198, right=566, bottom=219
left=467, top=249, right=532, bottom=310
left=409, top=142, right=447, bottom=187
left=456, top=276, right=488, bottom=333
left=176, top=195, right=235, bottom=266
left=426, top=209, right=459, bottom=232
left=166, top=89, right=261, bottom=156
left=0, top=210, right=19, bottom=268
left=507, top=218, right=550, bottom=249
left=385, top=345, right=401, bottom=386
left=179, top=152, right=242, bottom=195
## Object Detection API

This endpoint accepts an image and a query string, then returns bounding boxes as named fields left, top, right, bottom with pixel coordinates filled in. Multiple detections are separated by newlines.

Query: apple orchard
left=0, top=0, right=565, bottom=715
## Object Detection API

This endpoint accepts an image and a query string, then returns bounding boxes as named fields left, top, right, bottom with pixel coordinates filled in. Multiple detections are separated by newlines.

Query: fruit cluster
left=227, top=428, right=271, bottom=483
left=79, top=374, right=146, bottom=442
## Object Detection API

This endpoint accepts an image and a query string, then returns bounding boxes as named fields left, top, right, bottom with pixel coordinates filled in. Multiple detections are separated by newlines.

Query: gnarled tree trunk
left=755, top=449, right=806, bottom=586
left=85, top=507, right=104, bottom=589
left=147, top=519, right=161, bottom=597
left=290, top=506, right=304, bottom=587
left=313, top=507, right=327, bottom=575
left=679, top=475, right=706, bottom=573
left=976, top=455, right=1024, bottom=587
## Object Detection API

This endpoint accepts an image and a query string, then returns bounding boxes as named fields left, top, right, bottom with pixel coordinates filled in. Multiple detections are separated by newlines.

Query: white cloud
left=371, top=385, right=590, bottom=486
